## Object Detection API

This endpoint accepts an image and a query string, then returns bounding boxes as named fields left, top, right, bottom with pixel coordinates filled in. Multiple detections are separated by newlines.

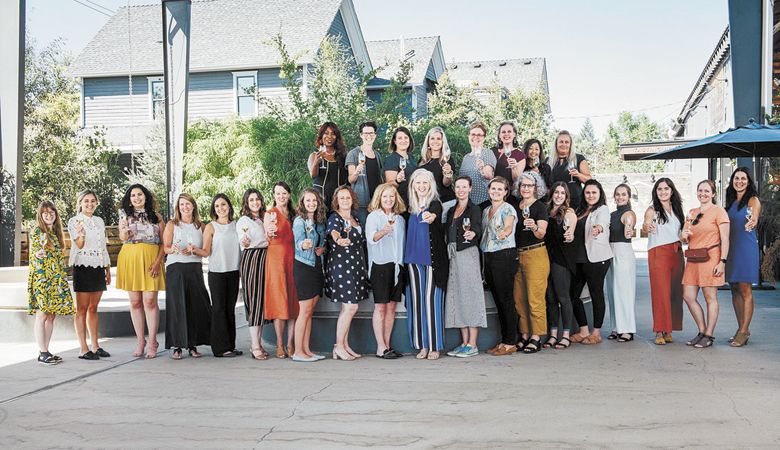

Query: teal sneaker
left=446, top=344, right=465, bottom=357
left=456, top=345, right=478, bottom=358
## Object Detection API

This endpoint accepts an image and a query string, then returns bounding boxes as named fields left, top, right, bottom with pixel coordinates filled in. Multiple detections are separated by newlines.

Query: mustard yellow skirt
left=116, top=243, right=166, bottom=291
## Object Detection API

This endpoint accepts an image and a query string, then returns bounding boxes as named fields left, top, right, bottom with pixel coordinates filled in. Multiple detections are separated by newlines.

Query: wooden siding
left=415, top=84, right=428, bottom=119
left=83, top=76, right=150, bottom=127
left=327, top=10, right=357, bottom=67
left=189, top=72, right=233, bottom=120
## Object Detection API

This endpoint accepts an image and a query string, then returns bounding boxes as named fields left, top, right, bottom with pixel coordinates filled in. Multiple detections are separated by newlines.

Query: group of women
left=27, top=120, right=762, bottom=364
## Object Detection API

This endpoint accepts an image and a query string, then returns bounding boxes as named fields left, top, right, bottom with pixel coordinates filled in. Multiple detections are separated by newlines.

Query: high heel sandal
left=250, top=347, right=268, bottom=360
left=332, top=345, right=355, bottom=361
left=287, top=344, right=294, bottom=357
left=146, top=340, right=159, bottom=359
left=133, top=339, right=146, bottom=358
left=276, top=345, right=287, bottom=359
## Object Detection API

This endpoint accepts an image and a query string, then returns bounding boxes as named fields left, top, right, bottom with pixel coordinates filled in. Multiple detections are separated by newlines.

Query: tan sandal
left=427, top=351, right=440, bottom=360
left=251, top=347, right=268, bottom=360
left=416, top=349, right=429, bottom=359
left=730, top=332, right=750, bottom=347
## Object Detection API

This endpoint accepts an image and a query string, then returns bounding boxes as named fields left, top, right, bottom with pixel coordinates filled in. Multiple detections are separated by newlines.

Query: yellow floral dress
left=27, top=227, right=75, bottom=315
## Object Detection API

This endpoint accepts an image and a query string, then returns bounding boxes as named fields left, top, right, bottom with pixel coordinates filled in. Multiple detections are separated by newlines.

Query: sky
left=26, top=0, right=729, bottom=137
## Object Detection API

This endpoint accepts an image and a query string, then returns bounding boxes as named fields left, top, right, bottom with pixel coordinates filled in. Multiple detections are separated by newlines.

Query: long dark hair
left=271, top=181, right=293, bottom=219
left=315, top=122, right=347, bottom=160
left=547, top=181, right=571, bottom=223
left=296, top=187, right=327, bottom=224
left=522, top=138, right=545, bottom=167
left=240, top=188, right=265, bottom=219
left=388, top=126, right=415, bottom=154
left=725, top=167, right=757, bottom=211
left=578, top=179, right=606, bottom=218
left=209, top=193, right=235, bottom=222
left=120, top=184, right=160, bottom=224
left=651, top=177, right=684, bottom=230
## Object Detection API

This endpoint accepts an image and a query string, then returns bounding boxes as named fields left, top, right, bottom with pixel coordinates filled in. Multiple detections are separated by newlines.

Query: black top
left=365, top=156, right=381, bottom=200
left=545, top=211, right=577, bottom=273
left=417, top=159, right=456, bottom=203
left=313, top=156, right=347, bottom=209
left=572, top=213, right=589, bottom=264
left=385, top=152, right=418, bottom=206
left=609, top=205, right=632, bottom=243
left=550, top=154, right=586, bottom=210
left=444, top=200, right=483, bottom=251
left=514, top=199, right=549, bottom=248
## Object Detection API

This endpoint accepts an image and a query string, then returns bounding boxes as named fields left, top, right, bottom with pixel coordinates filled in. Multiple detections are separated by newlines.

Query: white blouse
left=236, top=216, right=269, bottom=249
left=67, top=214, right=110, bottom=268
left=165, top=222, right=204, bottom=267
left=365, top=210, right=405, bottom=285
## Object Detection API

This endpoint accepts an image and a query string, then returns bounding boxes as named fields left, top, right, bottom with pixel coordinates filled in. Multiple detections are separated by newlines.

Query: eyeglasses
left=469, top=133, right=485, bottom=138
left=361, top=132, right=376, bottom=136
left=519, top=183, right=536, bottom=189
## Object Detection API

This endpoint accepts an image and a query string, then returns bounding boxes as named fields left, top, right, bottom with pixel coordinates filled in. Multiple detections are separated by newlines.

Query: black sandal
left=516, top=337, right=528, bottom=352
left=686, top=332, right=705, bottom=346
left=554, top=337, right=571, bottom=349
left=523, top=338, right=541, bottom=353
left=607, top=331, right=619, bottom=340
left=38, top=352, right=61, bottom=365
left=542, top=336, right=558, bottom=349
left=694, top=335, right=714, bottom=348
left=188, top=347, right=203, bottom=358
left=617, top=333, right=634, bottom=342
left=78, top=351, right=100, bottom=360
left=172, top=348, right=183, bottom=360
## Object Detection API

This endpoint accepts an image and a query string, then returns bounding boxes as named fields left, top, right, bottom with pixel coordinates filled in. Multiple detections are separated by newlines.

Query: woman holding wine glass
left=264, top=182, right=298, bottom=358
left=237, top=188, right=270, bottom=360
left=522, top=138, right=552, bottom=197
left=327, top=186, right=368, bottom=360
left=481, top=176, right=519, bottom=355
left=544, top=182, right=577, bottom=349
left=418, top=127, right=456, bottom=203
left=385, top=126, right=418, bottom=207
left=604, top=184, right=637, bottom=342
left=365, top=183, right=407, bottom=359
left=347, top=121, right=384, bottom=227
left=459, top=121, right=496, bottom=209
left=513, top=171, right=549, bottom=353
left=308, top=122, right=347, bottom=209
left=569, top=180, right=612, bottom=345
left=404, top=169, right=448, bottom=360
left=546, top=131, right=591, bottom=210
left=679, top=180, right=730, bottom=349
left=443, top=176, right=485, bottom=358
left=491, top=121, right=526, bottom=195
left=642, top=178, right=685, bottom=345
left=724, top=168, right=761, bottom=347
left=291, top=188, right=327, bottom=362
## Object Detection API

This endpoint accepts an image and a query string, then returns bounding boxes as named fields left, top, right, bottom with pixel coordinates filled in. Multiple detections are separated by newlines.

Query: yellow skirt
left=116, top=243, right=166, bottom=291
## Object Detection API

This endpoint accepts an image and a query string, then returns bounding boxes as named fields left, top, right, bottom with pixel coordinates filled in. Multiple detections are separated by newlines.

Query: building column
left=0, top=0, right=25, bottom=267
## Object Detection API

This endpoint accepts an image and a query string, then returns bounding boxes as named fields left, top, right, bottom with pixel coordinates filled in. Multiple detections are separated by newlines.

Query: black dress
left=417, top=159, right=456, bottom=203
left=313, top=155, right=347, bottom=210
left=550, top=154, right=586, bottom=210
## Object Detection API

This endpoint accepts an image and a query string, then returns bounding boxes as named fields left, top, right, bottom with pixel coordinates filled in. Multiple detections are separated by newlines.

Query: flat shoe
left=232, top=349, right=244, bottom=356
left=607, top=331, right=618, bottom=340
left=570, top=334, right=587, bottom=344
left=492, top=345, right=517, bottom=356
left=388, top=348, right=403, bottom=358
left=663, top=334, right=674, bottom=343
left=416, top=349, right=429, bottom=359
left=95, top=348, right=111, bottom=358
left=582, top=335, right=602, bottom=345
left=686, top=333, right=705, bottom=346
left=215, top=351, right=237, bottom=358
left=654, top=335, right=667, bottom=345
left=291, top=354, right=319, bottom=362
left=427, top=351, right=440, bottom=360
left=78, top=351, right=100, bottom=361
left=617, top=333, right=634, bottom=342
left=377, top=349, right=399, bottom=359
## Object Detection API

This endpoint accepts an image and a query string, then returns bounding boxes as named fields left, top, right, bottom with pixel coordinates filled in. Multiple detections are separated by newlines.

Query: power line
left=71, top=0, right=112, bottom=17
left=554, top=100, right=684, bottom=121
left=83, top=0, right=115, bottom=15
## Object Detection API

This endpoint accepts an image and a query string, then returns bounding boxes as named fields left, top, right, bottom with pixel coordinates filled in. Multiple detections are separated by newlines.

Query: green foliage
left=592, top=112, right=665, bottom=174
left=125, top=119, right=170, bottom=216
left=22, top=39, right=124, bottom=223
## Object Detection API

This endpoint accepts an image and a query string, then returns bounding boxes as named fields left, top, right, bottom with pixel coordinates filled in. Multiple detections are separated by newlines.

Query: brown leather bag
left=684, top=244, right=719, bottom=263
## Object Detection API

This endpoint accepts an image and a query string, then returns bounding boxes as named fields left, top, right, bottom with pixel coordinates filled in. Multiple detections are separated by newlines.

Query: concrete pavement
left=1, top=254, right=779, bottom=449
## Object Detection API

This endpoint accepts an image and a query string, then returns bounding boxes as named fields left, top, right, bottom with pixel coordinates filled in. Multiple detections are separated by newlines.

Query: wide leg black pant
left=208, top=270, right=240, bottom=355
left=484, top=248, right=519, bottom=345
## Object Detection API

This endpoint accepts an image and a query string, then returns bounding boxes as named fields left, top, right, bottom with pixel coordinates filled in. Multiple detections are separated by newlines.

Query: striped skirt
left=240, top=247, right=267, bottom=327
left=405, top=264, right=445, bottom=351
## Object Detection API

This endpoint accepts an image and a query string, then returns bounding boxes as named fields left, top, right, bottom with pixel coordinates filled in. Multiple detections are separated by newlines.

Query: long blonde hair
left=368, top=183, right=407, bottom=214
left=407, top=169, right=439, bottom=214
left=547, top=130, right=576, bottom=169
left=172, top=193, right=202, bottom=228
left=420, top=127, right=451, bottom=165
left=35, top=200, right=64, bottom=250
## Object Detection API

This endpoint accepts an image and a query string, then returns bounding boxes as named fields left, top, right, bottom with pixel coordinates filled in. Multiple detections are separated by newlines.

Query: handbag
left=684, top=244, right=719, bottom=263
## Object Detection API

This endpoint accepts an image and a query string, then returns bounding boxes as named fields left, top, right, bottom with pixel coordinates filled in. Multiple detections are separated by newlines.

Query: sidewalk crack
left=257, top=382, right=333, bottom=444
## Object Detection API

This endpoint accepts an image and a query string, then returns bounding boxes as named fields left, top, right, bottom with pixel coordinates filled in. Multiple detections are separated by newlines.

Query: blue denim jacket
left=292, top=216, right=326, bottom=267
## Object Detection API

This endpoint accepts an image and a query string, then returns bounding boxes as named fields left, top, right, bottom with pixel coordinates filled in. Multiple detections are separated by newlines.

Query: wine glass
left=522, top=206, right=531, bottom=230
left=268, top=211, right=277, bottom=238
left=387, top=213, right=396, bottom=225
left=624, top=215, right=634, bottom=239
left=342, top=219, right=352, bottom=241
left=562, top=217, right=572, bottom=242
left=533, top=156, right=540, bottom=168
left=318, top=144, right=327, bottom=169
left=652, top=211, right=661, bottom=235
left=462, top=217, right=471, bottom=243
left=305, top=218, right=314, bottom=235
left=358, top=151, right=366, bottom=177
left=399, top=157, right=407, bottom=172
left=745, top=206, right=753, bottom=232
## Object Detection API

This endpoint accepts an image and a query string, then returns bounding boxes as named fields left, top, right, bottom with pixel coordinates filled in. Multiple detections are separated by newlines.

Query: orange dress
left=682, top=205, right=729, bottom=287
left=264, top=208, right=299, bottom=320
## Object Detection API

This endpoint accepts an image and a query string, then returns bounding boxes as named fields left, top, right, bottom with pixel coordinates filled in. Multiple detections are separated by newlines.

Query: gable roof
left=69, top=0, right=371, bottom=77
left=447, top=58, right=548, bottom=95
left=366, top=36, right=445, bottom=87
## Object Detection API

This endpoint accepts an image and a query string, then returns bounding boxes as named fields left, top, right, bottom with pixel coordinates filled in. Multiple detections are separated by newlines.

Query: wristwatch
left=720, top=258, right=727, bottom=264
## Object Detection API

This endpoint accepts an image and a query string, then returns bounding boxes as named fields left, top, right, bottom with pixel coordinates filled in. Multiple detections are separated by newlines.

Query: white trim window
left=148, top=76, right=165, bottom=120
left=233, top=71, right=258, bottom=118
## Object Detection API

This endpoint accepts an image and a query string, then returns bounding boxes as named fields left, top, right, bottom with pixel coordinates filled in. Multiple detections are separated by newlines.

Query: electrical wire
left=71, top=0, right=112, bottom=17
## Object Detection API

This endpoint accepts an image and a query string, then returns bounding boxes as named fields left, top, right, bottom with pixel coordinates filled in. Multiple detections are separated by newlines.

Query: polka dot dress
left=326, top=214, right=368, bottom=303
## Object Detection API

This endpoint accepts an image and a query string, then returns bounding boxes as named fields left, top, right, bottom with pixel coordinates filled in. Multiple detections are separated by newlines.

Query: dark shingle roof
left=366, top=36, right=444, bottom=86
left=447, top=58, right=548, bottom=94
left=69, top=0, right=347, bottom=77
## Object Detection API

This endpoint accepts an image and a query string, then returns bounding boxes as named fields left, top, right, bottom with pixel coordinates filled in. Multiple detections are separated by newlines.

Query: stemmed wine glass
left=745, top=206, right=753, bottom=232
left=387, top=213, right=396, bottom=226
left=305, top=217, right=314, bottom=247
left=462, top=217, right=472, bottom=243
left=318, top=144, right=327, bottom=170
left=652, top=211, right=661, bottom=235
left=399, top=157, right=407, bottom=172
left=268, top=211, right=277, bottom=238
left=624, top=215, right=634, bottom=239
left=358, top=151, right=366, bottom=177
left=342, top=219, right=352, bottom=242
left=562, top=217, right=572, bottom=242
left=522, top=206, right=531, bottom=230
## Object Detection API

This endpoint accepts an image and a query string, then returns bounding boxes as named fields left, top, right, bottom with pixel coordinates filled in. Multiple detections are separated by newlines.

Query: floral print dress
left=27, top=227, right=75, bottom=315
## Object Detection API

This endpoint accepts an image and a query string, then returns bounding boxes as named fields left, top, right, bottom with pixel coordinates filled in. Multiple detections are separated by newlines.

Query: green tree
left=598, top=112, right=665, bottom=173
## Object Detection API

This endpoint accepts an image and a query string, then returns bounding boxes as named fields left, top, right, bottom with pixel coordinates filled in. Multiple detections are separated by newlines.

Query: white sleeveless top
left=648, top=208, right=681, bottom=250
left=165, top=222, right=203, bottom=267
left=209, top=221, right=240, bottom=273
